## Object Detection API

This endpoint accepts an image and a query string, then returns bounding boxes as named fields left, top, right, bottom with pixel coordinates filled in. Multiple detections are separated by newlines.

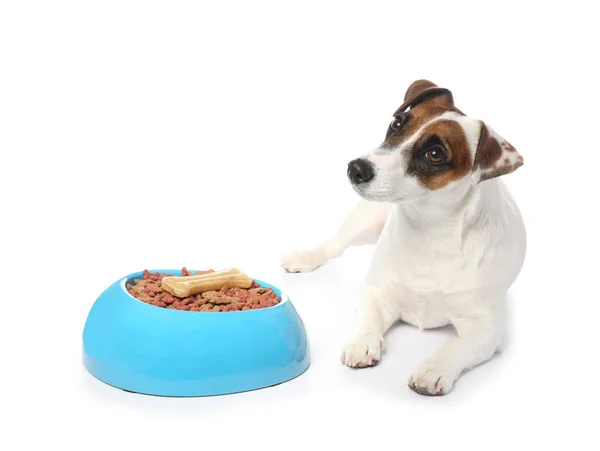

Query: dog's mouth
left=350, top=182, right=398, bottom=202
left=349, top=174, right=409, bottom=203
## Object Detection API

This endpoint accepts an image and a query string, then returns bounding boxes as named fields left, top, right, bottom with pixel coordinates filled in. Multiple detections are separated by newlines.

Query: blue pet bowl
left=82, top=269, right=310, bottom=396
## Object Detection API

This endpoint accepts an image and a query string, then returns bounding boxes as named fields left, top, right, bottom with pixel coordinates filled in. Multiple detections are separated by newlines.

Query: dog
left=280, top=80, right=525, bottom=396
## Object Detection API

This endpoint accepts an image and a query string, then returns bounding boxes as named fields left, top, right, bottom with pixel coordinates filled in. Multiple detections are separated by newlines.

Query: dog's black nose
left=347, top=159, right=374, bottom=184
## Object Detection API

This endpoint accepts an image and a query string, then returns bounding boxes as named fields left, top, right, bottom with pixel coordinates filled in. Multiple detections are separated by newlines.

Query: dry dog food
left=126, top=267, right=281, bottom=312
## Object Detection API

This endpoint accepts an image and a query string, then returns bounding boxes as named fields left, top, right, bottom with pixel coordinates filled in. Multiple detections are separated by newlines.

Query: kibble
left=126, top=268, right=281, bottom=312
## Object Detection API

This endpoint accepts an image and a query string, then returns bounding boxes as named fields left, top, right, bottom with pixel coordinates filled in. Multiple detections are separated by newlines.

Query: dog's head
left=347, top=79, right=524, bottom=202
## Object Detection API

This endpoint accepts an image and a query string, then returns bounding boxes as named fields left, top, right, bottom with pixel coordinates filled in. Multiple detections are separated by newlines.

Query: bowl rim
left=120, top=268, right=289, bottom=313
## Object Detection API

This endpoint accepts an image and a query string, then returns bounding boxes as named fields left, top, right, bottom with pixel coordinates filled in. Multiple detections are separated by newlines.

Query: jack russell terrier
left=281, top=80, right=525, bottom=396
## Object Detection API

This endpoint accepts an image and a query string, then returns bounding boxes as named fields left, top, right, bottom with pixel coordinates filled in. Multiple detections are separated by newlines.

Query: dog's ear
left=472, top=121, right=524, bottom=184
left=404, top=79, right=439, bottom=101
left=394, top=79, right=454, bottom=115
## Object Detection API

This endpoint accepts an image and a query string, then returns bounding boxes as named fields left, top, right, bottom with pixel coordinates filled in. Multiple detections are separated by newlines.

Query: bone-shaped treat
left=161, top=268, right=241, bottom=292
left=161, top=272, right=253, bottom=298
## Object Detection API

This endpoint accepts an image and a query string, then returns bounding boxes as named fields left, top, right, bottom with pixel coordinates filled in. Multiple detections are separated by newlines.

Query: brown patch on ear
left=472, top=121, right=524, bottom=183
left=473, top=123, right=502, bottom=170
left=394, top=81, right=455, bottom=116
left=409, top=120, right=473, bottom=191
left=404, top=80, right=439, bottom=102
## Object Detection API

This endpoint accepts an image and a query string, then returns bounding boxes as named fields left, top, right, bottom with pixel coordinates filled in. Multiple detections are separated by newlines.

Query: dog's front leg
left=341, top=286, right=401, bottom=368
left=280, top=200, right=392, bottom=273
left=408, top=306, right=504, bottom=396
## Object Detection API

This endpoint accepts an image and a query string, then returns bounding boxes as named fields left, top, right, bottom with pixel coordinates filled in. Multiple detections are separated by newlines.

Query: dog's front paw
left=280, top=250, right=325, bottom=273
left=408, top=360, right=456, bottom=396
left=341, top=333, right=384, bottom=368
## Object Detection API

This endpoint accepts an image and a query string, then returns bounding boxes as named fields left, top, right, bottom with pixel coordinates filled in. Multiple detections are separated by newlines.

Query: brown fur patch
left=404, top=79, right=439, bottom=102
left=393, top=88, right=455, bottom=117
left=473, top=122, right=502, bottom=170
left=410, top=120, right=473, bottom=190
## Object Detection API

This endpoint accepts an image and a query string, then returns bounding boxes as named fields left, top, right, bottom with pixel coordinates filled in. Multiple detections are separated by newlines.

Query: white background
left=1, top=1, right=599, bottom=449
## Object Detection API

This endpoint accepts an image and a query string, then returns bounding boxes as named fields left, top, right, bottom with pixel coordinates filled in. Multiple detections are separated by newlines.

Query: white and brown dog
left=281, top=80, right=526, bottom=396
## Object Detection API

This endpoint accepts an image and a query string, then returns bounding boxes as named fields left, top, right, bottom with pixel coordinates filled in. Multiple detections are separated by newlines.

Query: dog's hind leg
left=280, top=200, right=392, bottom=273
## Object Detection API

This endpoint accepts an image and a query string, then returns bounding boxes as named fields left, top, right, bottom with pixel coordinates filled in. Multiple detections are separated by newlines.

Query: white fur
left=281, top=111, right=526, bottom=396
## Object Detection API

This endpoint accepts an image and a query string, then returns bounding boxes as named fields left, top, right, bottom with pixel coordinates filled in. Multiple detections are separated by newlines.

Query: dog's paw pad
left=408, top=361, right=455, bottom=396
left=280, top=250, right=324, bottom=273
left=341, top=333, right=383, bottom=368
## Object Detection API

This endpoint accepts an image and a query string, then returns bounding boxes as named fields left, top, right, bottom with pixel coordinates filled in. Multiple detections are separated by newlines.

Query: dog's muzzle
left=347, top=158, right=374, bottom=184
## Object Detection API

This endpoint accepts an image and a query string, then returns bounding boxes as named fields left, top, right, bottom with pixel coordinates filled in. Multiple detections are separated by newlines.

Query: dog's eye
left=390, top=114, right=406, bottom=131
left=425, top=145, right=446, bottom=164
